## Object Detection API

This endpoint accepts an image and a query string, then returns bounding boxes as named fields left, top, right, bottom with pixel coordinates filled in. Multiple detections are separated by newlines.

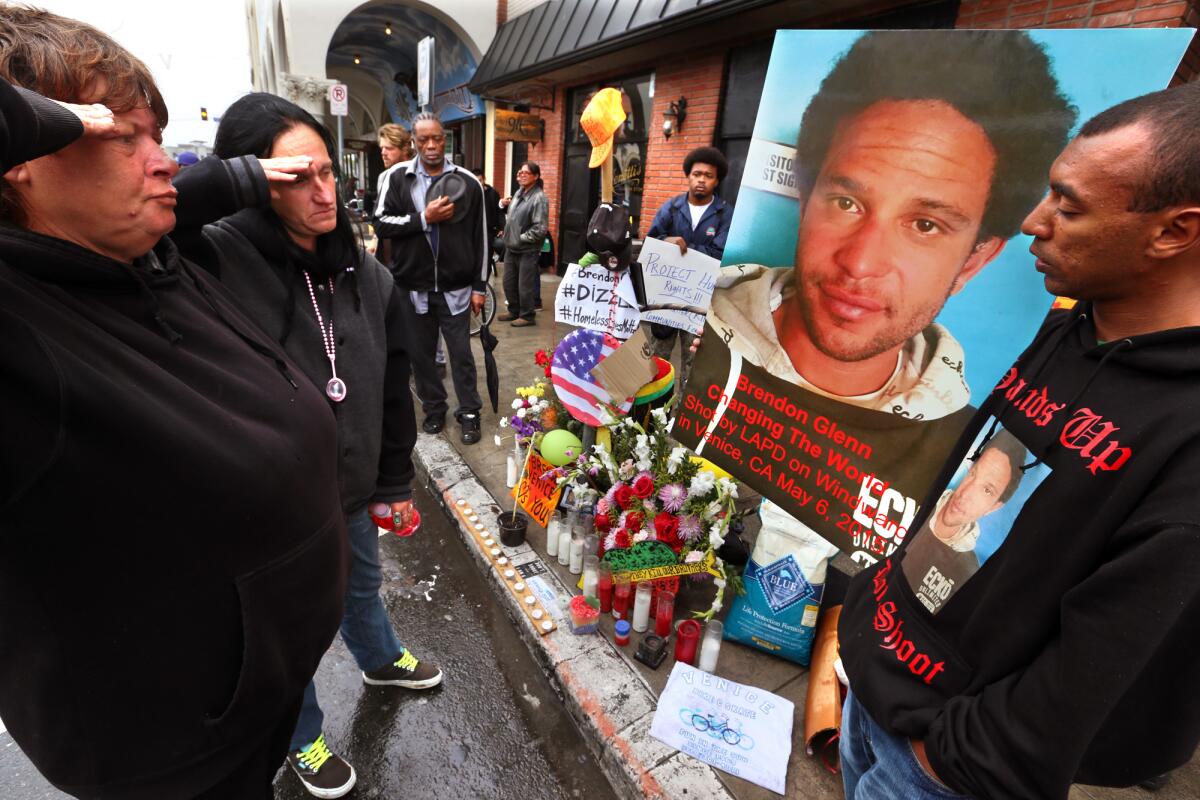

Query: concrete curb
left=413, top=432, right=737, bottom=800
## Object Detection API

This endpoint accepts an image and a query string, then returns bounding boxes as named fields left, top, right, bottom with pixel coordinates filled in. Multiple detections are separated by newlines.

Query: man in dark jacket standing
left=377, top=112, right=488, bottom=444
left=838, top=82, right=1200, bottom=800
left=645, top=146, right=733, bottom=400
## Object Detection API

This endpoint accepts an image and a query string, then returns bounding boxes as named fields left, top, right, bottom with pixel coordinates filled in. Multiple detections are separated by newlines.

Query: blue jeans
left=290, top=507, right=404, bottom=750
left=841, top=691, right=967, bottom=800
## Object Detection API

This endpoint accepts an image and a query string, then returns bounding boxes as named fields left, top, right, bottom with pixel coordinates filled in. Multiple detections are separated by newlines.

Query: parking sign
left=328, top=84, right=348, bottom=116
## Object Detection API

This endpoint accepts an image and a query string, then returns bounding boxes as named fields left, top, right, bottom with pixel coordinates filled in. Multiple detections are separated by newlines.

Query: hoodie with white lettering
left=838, top=304, right=1200, bottom=798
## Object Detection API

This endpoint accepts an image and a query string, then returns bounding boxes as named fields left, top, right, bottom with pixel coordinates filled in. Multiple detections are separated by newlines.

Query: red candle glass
left=655, top=590, right=675, bottom=637
left=675, top=619, right=702, bottom=665
left=597, top=562, right=613, bottom=613
left=612, top=574, right=632, bottom=619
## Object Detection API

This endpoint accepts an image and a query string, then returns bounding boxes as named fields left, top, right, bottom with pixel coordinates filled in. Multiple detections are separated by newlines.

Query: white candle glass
left=631, top=582, right=653, bottom=633
left=698, top=619, right=724, bottom=673
left=546, top=510, right=562, bottom=557
left=582, top=555, right=599, bottom=597
left=557, top=511, right=574, bottom=566
left=569, top=529, right=585, bottom=575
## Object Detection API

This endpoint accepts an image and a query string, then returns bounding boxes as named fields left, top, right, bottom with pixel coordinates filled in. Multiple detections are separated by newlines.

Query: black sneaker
left=362, top=648, right=444, bottom=689
left=421, top=414, right=445, bottom=434
left=460, top=413, right=481, bottom=445
left=287, top=733, right=356, bottom=799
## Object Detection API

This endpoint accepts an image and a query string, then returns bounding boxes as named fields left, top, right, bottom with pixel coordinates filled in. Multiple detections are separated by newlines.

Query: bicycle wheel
left=721, top=728, right=741, bottom=746
left=691, top=714, right=710, bottom=732
left=470, top=284, right=497, bottom=336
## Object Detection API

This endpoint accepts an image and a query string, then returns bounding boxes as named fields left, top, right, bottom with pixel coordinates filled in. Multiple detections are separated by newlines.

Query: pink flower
left=658, top=483, right=686, bottom=513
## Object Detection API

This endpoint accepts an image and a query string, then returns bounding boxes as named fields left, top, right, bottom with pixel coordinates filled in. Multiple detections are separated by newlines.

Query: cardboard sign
left=554, top=262, right=640, bottom=339
left=651, top=663, right=794, bottom=795
left=512, top=449, right=563, bottom=528
left=589, top=327, right=657, bottom=403
left=638, top=237, right=719, bottom=335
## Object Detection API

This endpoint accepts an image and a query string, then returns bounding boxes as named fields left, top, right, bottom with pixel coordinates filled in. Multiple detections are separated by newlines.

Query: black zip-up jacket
left=839, top=305, right=1200, bottom=799
left=375, top=158, right=489, bottom=292
left=172, top=155, right=417, bottom=510
left=0, top=80, right=345, bottom=799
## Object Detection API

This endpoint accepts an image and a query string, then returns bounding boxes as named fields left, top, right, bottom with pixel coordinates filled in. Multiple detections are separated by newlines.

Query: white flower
left=499, top=417, right=509, bottom=428
left=516, top=408, right=527, bottom=419
left=511, top=398, right=523, bottom=410
left=714, top=578, right=727, bottom=589
left=717, top=476, right=739, bottom=499
left=708, top=525, right=725, bottom=549
left=705, top=500, right=722, bottom=518
left=493, top=434, right=502, bottom=447
left=688, top=470, right=715, bottom=497
left=635, top=457, right=653, bottom=472
left=710, top=601, right=723, bottom=614
left=684, top=550, right=705, bottom=564
left=633, top=531, right=650, bottom=543
left=651, top=407, right=668, bottom=426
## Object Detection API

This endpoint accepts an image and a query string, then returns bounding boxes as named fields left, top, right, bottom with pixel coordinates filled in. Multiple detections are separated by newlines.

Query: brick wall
left=497, top=0, right=508, bottom=26
left=641, top=52, right=727, bottom=226
left=525, top=85, right=568, bottom=241
left=956, top=0, right=1200, bottom=82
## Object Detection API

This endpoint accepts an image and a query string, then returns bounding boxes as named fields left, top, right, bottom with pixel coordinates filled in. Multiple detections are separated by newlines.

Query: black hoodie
left=0, top=80, right=346, bottom=798
left=839, top=305, right=1200, bottom=799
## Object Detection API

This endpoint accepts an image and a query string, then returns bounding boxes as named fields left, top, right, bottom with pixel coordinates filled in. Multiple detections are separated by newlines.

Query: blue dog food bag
left=724, top=500, right=839, bottom=665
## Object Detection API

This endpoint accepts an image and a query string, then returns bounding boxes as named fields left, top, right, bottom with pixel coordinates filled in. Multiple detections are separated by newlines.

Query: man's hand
left=390, top=500, right=415, bottom=529
left=260, top=155, right=313, bottom=183
left=665, top=236, right=688, bottom=255
left=52, top=100, right=115, bottom=137
left=470, top=291, right=486, bottom=315
left=425, top=195, right=455, bottom=224
left=500, top=195, right=513, bottom=209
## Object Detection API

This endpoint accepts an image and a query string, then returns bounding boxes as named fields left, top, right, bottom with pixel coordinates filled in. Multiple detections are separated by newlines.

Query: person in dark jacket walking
left=838, top=81, right=1200, bottom=800
left=645, top=146, right=733, bottom=400
left=0, top=7, right=345, bottom=799
left=498, top=160, right=549, bottom=326
left=172, top=94, right=442, bottom=800
left=376, top=111, right=489, bottom=444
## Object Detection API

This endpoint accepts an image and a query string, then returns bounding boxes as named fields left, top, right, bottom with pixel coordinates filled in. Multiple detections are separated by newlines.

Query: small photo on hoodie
left=901, top=419, right=1051, bottom=614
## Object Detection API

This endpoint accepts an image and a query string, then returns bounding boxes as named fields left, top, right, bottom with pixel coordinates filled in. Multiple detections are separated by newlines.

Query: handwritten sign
left=512, top=449, right=563, bottom=528
left=651, top=663, right=794, bottom=795
left=554, top=262, right=640, bottom=339
left=638, top=237, right=719, bottom=335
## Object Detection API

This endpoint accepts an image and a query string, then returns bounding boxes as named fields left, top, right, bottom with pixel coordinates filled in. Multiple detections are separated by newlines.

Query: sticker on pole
left=328, top=84, right=349, bottom=117
left=651, top=663, right=794, bottom=795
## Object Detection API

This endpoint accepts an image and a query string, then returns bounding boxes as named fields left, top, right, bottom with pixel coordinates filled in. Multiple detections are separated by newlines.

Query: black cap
left=427, top=171, right=472, bottom=224
left=586, top=203, right=632, bottom=270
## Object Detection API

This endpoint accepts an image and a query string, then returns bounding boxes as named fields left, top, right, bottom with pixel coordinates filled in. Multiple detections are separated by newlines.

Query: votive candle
left=631, top=582, right=653, bottom=633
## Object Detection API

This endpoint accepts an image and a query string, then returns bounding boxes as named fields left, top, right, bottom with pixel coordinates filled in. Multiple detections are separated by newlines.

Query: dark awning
left=469, top=0, right=955, bottom=96
left=469, top=0, right=776, bottom=95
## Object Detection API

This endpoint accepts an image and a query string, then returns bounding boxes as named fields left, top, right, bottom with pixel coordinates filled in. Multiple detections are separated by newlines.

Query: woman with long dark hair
left=498, top=160, right=549, bottom=326
left=173, top=93, right=441, bottom=800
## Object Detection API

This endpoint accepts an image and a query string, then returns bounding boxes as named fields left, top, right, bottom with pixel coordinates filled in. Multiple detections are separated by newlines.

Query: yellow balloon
left=690, top=455, right=732, bottom=481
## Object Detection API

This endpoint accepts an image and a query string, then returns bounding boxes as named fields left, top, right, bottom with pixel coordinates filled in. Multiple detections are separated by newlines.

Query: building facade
left=470, top=0, right=1200, bottom=269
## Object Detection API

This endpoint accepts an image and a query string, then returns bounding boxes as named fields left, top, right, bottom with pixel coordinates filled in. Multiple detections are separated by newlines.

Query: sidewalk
left=412, top=270, right=1197, bottom=800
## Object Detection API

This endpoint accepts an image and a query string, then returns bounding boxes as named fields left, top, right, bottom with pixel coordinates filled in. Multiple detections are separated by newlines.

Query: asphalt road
left=1, top=483, right=616, bottom=800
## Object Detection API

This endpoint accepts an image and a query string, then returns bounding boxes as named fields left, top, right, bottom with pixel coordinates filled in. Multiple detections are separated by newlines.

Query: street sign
left=494, top=109, right=544, bottom=142
left=328, top=84, right=348, bottom=117
left=417, top=36, right=434, bottom=108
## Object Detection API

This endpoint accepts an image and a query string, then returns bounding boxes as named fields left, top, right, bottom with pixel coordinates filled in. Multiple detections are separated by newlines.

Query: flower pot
left=498, top=510, right=528, bottom=547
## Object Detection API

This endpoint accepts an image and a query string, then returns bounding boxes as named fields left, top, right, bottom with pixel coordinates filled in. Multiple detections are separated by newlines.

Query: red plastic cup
left=370, top=503, right=421, bottom=537
left=655, top=590, right=675, bottom=637
left=675, top=619, right=701, bottom=665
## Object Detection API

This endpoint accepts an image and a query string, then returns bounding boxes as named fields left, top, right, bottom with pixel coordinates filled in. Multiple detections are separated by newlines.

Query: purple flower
left=658, top=483, right=686, bottom=513
left=678, top=515, right=702, bottom=543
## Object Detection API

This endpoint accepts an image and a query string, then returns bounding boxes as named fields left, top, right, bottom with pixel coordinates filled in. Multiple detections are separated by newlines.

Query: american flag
left=550, top=329, right=633, bottom=426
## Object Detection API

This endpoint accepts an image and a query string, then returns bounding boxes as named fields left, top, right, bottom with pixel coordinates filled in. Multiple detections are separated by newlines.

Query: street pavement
left=0, top=482, right=615, bottom=800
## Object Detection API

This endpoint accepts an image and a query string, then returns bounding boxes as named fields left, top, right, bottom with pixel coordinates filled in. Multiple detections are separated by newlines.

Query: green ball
left=540, top=428, right=584, bottom=467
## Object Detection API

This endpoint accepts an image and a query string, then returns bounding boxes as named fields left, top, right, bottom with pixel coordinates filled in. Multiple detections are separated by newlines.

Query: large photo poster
left=672, top=29, right=1193, bottom=564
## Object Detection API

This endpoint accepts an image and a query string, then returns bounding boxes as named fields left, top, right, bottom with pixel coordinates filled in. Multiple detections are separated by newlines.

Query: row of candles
left=546, top=509, right=723, bottom=671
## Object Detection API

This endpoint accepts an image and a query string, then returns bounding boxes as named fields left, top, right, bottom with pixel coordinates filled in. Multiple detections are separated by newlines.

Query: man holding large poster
left=676, top=30, right=1076, bottom=562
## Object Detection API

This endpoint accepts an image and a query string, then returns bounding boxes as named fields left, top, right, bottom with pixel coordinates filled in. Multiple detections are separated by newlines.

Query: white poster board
left=417, top=36, right=434, bottom=108
left=554, top=262, right=640, bottom=339
left=638, top=237, right=720, bottom=335
left=650, top=663, right=793, bottom=795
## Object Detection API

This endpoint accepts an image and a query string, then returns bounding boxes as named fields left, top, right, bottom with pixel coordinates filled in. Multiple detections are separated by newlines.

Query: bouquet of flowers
left=498, top=351, right=576, bottom=448
left=557, top=406, right=740, bottom=619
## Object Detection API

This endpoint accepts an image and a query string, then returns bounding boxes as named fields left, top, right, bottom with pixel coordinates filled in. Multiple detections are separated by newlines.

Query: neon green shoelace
left=395, top=649, right=419, bottom=671
left=298, top=734, right=333, bottom=771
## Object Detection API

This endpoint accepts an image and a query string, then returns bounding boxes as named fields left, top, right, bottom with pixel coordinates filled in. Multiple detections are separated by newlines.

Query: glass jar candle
left=569, top=528, right=585, bottom=575
left=654, top=590, right=675, bottom=638
left=545, top=510, right=562, bottom=558
left=597, top=562, right=613, bottom=613
left=698, top=619, right=724, bottom=672
left=631, top=582, right=653, bottom=633
left=612, top=574, right=632, bottom=619
left=582, top=555, right=599, bottom=597
left=557, top=511, right=574, bottom=567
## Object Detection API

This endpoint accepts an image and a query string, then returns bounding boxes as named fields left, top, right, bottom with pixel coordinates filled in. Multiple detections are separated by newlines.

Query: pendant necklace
left=302, top=271, right=347, bottom=402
